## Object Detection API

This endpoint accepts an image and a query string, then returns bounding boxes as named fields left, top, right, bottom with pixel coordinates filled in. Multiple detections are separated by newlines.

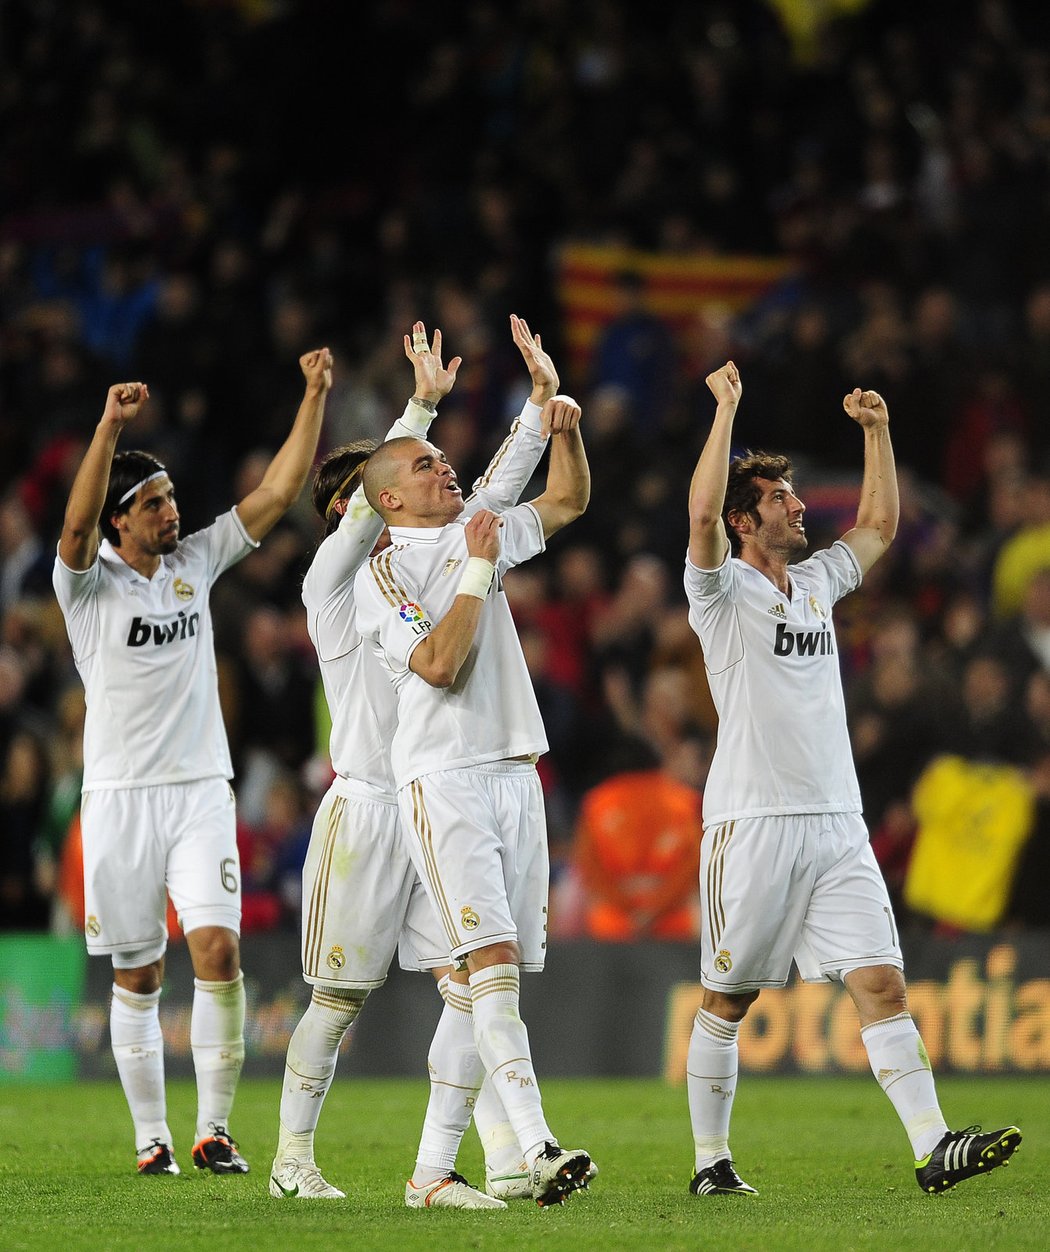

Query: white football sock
left=686, top=1008, right=739, bottom=1172
left=111, top=984, right=171, bottom=1150
left=190, top=972, right=246, bottom=1140
left=473, top=1075, right=523, bottom=1175
left=276, top=985, right=368, bottom=1161
left=411, top=976, right=484, bottom=1184
left=861, top=1011, right=948, bottom=1159
left=468, top=964, right=552, bottom=1167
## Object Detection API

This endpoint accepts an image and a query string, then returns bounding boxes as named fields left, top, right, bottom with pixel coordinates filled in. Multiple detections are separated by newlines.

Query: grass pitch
left=0, top=1075, right=1043, bottom=1251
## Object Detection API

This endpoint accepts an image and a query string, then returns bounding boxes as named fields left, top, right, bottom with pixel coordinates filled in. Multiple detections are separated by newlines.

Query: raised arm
left=395, top=320, right=461, bottom=439
left=687, top=361, right=741, bottom=569
left=327, top=323, right=460, bottom=538
left=528, top=397, right=590, bottom=540
left=58, top=382, right=150, bottom=571
left=236, top=348, right=332, bottom=542
left=465, top=314, right=558, bottom=515
left=408, top=510, right=501, bottom=688
left=839, top=388, right=898, bottom=574
left=511, top=313, right=559, bottom=407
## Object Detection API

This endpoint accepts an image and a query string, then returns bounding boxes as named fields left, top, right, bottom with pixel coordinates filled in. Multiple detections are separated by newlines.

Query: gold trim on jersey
left=303, top=795, right=344, bottom=977
left=466, top=421, right=519, bottom=497
left=705, top=820, right=734, bottom=951
left=409, top=780, right=459, bottom=945
left=369, top=548, right=412, bottom=608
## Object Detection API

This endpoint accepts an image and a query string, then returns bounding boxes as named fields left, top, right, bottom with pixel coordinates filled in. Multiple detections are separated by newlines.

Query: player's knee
left=187, top=925, right=241, bottom=981
left=465, top=940, right=521, bottom=972
left=845, top=963, right=907, bottom=1016
left=702, top=987, right=759, bottom=1022
left=113, top=961, right=163, bottom=994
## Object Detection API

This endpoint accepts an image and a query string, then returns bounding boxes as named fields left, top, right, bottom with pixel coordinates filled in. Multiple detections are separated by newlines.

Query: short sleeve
left=683, top=549, right=743, bottom=672
left=794, top=540, right=862, bottom=606
left=354, top=550, right=434, bottom=674
left=52, top=551, right=102, bottom=663
left=684, top=547, right=734, bottom=606
left=177, top=509, right=258, bottom=582
left=494, top=503, right=545, bottom=574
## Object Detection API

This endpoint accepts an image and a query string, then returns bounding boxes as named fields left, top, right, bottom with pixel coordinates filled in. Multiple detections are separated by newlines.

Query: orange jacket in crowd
left=573, top=769, right=702, bottom=941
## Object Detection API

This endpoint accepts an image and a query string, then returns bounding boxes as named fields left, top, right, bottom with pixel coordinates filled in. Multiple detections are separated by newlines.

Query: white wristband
left=456, top=557, right=495, bottom=600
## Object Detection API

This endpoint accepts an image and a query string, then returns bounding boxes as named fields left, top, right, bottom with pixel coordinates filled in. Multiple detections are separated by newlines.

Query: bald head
left=361, top=436, right=464, bottom=526
left=362, top=438, right=418, bottom=518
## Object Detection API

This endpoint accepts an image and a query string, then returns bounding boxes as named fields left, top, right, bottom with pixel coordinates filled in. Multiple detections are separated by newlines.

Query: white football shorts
left=301, top=778, right=449, bottom=988
left=398, top=760, right=550, bottom=970
left=700, top=811, right=903, bottom=992
left=81, top=778, right=241, bottom=968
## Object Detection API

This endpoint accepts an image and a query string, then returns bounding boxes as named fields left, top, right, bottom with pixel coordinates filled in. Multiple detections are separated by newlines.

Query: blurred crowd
left=3, top=0, right=1050, bottom=941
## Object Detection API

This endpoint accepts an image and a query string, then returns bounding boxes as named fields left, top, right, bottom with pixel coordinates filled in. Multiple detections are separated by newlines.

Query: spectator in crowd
left=1010, top=765, right=1050, bottom=926
left=0, top=490, right=50, bottom=618
left=589, top=271, right=676, bottom=433
left=0, top=647, right=51, bottom=930
left=846, top=604, right=957, bottom=831
left=944, top=652, right=1038, bottom=766
left=571, top=730, right=708, bottom=941
left=228, top=604, right=316, bottom=825
left=988, top=566, right=1050, bottom=690
left=991, top=475, right=1050, bottom=618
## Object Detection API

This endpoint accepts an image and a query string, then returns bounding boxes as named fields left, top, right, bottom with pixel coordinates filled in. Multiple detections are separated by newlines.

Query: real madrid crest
left=326, top=945, right=346, bottom=971
left=714, top=948, right=733, bottom=974
left=86, top=915, right=101, bottom=938
left=173, top=577, right=195, bottom=601
left=460, top=906, right=480, bottom=931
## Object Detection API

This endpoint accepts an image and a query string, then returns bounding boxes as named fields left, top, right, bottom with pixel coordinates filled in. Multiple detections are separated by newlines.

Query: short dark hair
left=361, top=437, right=420, bottom=518
left=723, top=451, right=794, bottom=553
left=311, top=441, right=378, bottom=537
left=101, top=451, right=168, bottom=546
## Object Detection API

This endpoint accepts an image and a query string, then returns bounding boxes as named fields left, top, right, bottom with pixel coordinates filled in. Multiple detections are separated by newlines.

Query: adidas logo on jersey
left=772, top=621, right=834, bottom=657
left=767, top=602, right=787, bottom=619
left=126, top=612, right=200, bottom=647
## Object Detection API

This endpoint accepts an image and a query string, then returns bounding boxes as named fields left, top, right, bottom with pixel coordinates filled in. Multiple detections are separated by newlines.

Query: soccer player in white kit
left=271, top=316, right=564, bottom=1208
left=354, top=388, right=593, bottom=1208
left=683, top=360, right=1022, bottom=1197
left=52, top=349, right=332, bottom=1177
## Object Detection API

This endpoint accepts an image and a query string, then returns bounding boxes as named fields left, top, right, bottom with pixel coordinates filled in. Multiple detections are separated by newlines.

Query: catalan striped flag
left=556, top=242, right=795, bottom=382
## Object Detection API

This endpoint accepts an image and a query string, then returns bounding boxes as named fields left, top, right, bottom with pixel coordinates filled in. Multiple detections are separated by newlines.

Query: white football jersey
left=53, top=509, right=257, bottom=790
left=685, top=540, right=863, bottom=824
left=355, top=502, right=549, bottom=790
left=305, top=401, right=549, bottom=794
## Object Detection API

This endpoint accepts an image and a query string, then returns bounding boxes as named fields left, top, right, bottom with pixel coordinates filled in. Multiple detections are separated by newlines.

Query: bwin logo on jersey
left=772, top=621, right=834, bottom=657
left=126, top=612, right=200, bottom=647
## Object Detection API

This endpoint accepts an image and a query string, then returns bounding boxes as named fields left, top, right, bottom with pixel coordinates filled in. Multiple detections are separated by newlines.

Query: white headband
left=117, top=469, right=167, bottom=506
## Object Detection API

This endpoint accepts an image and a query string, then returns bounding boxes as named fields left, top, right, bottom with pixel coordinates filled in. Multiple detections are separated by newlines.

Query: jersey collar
left=99, top=538, right=173, bottom=585
left=388, top=524, right=448, bottom=544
